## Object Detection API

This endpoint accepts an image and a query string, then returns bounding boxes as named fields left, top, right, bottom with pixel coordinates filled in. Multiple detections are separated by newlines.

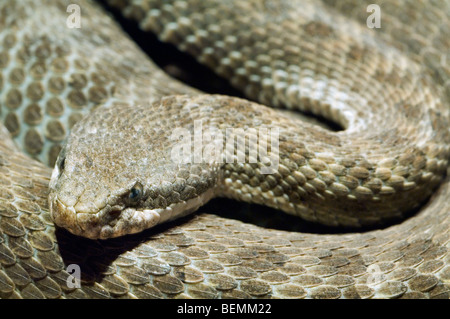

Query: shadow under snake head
left=48, top=96, right=219, bottom=240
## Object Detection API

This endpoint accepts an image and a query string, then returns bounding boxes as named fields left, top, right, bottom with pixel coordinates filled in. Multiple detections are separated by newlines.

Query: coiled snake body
left=0, top=0, right=449, bottom=298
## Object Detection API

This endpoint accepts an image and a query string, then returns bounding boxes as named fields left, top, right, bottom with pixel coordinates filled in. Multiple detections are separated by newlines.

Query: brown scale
left=0, top=0, right=448, bottom=300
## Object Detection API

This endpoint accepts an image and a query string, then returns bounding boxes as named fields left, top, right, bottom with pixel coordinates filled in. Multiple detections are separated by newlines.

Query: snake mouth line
left=50, top=188, right=216, bottom=239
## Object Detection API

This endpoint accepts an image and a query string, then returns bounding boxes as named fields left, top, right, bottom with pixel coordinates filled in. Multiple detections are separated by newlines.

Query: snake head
left=48, top=99, right=217, bottom=240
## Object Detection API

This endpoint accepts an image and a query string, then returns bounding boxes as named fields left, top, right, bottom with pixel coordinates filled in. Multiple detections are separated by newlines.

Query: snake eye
left=128, top=182, right=143, bottom=203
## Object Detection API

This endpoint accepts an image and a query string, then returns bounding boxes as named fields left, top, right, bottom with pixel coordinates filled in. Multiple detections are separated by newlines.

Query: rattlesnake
left=0, top=0, right=449, bottom=299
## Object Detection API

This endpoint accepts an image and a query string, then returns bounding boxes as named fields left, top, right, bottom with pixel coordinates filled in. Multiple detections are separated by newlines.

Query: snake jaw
left=50, top=188, right=217, bottom=239
left=95, top=208, right=162, bottom=239
left=50, top=195, right=161, bottom=239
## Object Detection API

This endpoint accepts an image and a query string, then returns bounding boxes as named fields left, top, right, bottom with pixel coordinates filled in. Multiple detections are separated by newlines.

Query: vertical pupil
left=59, top=157, right=65, bottom=171
left=131, top=188, right=140, bottom=199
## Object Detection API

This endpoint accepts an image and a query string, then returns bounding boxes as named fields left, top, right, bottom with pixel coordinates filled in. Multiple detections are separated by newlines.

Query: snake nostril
left=109, top=210, right=121, bottom=219
left=107, top=210, right=121, bottom=227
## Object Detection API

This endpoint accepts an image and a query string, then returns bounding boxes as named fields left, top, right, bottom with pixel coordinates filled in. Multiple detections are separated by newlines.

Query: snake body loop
left=0, top=0, right=448, bottom=299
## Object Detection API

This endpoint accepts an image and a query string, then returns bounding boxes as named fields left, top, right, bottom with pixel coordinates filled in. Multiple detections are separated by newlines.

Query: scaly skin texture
left=49, top=0, right=450, bottom=237
left=0, top=0, right=448, bottom=299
